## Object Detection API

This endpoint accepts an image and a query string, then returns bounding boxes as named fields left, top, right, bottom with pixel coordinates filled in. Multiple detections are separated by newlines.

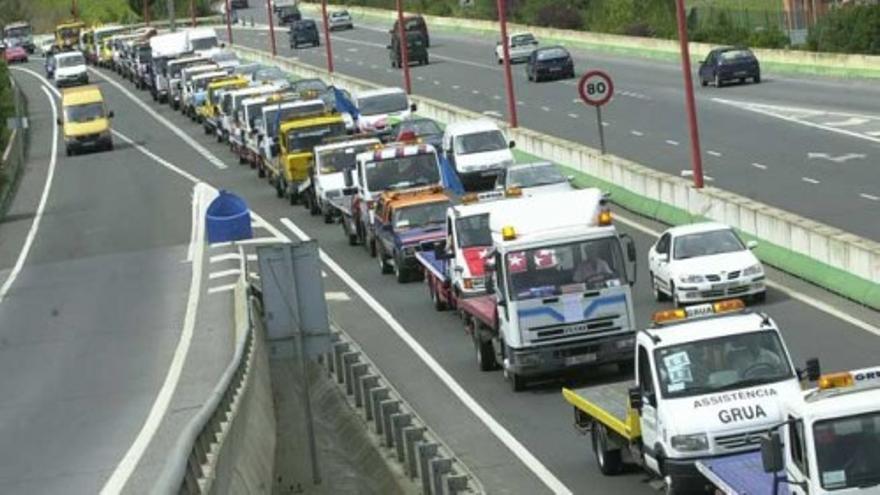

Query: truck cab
left=309, top=136, right=381, bottom=223
left=220, top=83, right=284, bottom=143
left=353, top=87, right=415, bottom=136
left=442, top=119, right=516, bottom=191
left=166, top=55, right=210, bottom=109
left=149, top=31, right=190, bottom=102
left=54, top=21, right=84, bottom=52
left=343, top=143, right=442, bottom=255
left=256, top=98, right=325, bottom=175
left=564, top=300, right=812, bottom=494
left=199, top=76, right=249, bottom=135
left=699, top=365, right=880, bottom=495
left=374, top=186, right=451, bottom=283
left=185, top=70, right=229, bottom=119
left=273, top=112, right=348, bottom=204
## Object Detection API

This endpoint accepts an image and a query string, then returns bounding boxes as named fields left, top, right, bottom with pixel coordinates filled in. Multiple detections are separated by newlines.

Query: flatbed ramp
left=696, top=452, right=790, bottom=495
left=562, top=381, right=636, bottom=439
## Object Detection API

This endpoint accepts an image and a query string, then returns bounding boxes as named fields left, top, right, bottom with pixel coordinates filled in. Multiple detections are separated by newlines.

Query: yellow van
left=58, top=85, right=114, bottom=156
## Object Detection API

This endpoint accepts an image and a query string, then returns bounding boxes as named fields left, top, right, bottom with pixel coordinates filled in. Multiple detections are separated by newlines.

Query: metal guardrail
left=153, top=267, right=258, bottom=495
left=0, top=75, right=28, bottom=219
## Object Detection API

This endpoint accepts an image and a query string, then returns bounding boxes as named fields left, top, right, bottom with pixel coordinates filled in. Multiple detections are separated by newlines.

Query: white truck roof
left=643, top=311, right=777, bottom=348
left=444, top=119, right=504, bottom=136
left=149, top=31, right=189, bottom=58
left=488, top=188, right=606, bottom=245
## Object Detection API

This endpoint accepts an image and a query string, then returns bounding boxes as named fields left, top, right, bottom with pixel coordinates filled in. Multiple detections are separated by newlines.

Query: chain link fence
left=0, top=75, right=28, bottom=218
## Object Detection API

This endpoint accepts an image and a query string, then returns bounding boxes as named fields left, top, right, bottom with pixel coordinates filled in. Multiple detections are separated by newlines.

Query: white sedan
left=648, top=222, right=766, bottom=307
left=495, top=32, right=538, bottom=64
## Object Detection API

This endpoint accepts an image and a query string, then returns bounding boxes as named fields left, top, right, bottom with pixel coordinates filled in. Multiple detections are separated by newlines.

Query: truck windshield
left=365, top=154, right=440, bottom=192
left=507, top=236, right=625, bottom=300
left=59, top=27, right=79, bottom=39
left=454, top=130, right=507, bottom=155
left=288, top=123, right=346, bottom=152
left=190, top=37, right=217, bottom=51
left=393, top=202, right=450, bottom=230
left=65, top=103, right=105, bottom=123
left=318, top=144, right=374, bottom=173
left=456, top=214, right=492, bottom=248
left=5, top=26, right=31, bottom=38
left=814, top=412, right=880, bottom=491
left=654, top=330, right=793, bottom=399
left=507, top=163, right=566, bottom=188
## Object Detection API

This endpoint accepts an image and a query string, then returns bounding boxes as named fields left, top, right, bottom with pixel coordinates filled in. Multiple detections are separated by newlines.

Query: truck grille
left=531, top=315, right=621, bottom=343
left=714, top=429, right=763, bottom=451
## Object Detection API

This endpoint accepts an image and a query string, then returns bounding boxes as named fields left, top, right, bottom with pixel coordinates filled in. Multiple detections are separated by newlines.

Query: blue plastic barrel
left=205, top=190, right=254, bottom=243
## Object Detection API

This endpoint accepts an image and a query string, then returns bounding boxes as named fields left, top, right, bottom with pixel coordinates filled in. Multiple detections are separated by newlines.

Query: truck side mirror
left=760, top=431, right=784, bottom=473
left=508, top=140, right=516, bottom=149
left=621, top=233, right=637, bottom=286
left=108, top=110, right=114, bottom=118
left=802, top=358, right=821, bottom=382
left=343, top=168, right=354, bottom=188
left=56, top=117, right=62, bottom=126
left=270, top=143, right=280, bottom=157
left=410, top=103, right=417, bottom=112
left=628, top=386, right=642, bottom=411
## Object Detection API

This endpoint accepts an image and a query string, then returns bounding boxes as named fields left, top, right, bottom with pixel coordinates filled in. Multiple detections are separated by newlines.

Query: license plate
left=711, top=282, right=736, bottom=290
left=565, top=353, right=596, bottom=366
left=549, top=67, right=561, bottom=72
left=735, top=71, right=747, bottom=76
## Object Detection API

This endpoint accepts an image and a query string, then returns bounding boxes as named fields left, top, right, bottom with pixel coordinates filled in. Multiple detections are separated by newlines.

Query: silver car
left=496, top=161, right=574, bottom=196
left=327, top=10, right=353, bottom=31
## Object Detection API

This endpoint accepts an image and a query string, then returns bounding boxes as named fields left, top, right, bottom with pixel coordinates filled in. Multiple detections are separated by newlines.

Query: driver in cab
left=572, top=244, right=615, bottom=284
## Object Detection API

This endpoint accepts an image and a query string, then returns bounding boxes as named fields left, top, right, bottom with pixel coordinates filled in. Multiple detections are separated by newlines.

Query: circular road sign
left=578, top=70, right=614, bottom=107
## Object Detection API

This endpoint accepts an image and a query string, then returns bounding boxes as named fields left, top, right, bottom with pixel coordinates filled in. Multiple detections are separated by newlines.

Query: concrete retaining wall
left=232, top=45, right=880, bottom=308
left=298, top=2, right=880, bottom=77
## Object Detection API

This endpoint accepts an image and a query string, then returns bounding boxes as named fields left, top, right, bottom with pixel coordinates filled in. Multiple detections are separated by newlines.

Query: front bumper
left=67, top=133, right=112, bottom=151
left=506, top=333, right=635, bottom=377
left=676, top=277, right=765, bottom=303
left=56, top=74, right=89, bottom=86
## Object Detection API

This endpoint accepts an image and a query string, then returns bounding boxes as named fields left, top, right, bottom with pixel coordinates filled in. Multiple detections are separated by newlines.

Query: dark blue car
left=526, top=46, right=575, bottom=83
left=699, top=47, right=761, bottom=87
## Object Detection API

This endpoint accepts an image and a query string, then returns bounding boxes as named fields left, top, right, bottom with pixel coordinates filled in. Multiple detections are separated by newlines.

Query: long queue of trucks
left=69, top=23, right=879, bottom=495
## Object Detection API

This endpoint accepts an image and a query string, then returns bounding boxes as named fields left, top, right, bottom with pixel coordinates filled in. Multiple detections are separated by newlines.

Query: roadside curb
left=0, top=76, right=28, bottom=222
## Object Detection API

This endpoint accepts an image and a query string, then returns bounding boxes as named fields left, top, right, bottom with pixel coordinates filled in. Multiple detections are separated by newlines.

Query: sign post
left=577, top=70, right=614, bottom=155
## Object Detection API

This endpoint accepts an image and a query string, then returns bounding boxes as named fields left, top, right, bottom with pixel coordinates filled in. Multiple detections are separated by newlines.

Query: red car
left=3, top=45, right=28, bottom=64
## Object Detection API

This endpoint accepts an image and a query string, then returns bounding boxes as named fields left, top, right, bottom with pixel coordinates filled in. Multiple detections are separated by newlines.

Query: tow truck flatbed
left=696, top=451, right=789, bottom=495
left=415, top=250, right=447, bottom=283
left=563, top=381, right=638, bottom=440
left=458, top=294, right=496, bottom=328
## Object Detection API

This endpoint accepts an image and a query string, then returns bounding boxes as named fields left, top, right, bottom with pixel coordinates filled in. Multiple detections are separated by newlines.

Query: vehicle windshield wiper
left=712, top=375, right=790, bottom=393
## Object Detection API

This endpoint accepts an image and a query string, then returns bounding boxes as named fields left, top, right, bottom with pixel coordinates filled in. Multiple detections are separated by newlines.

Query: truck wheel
left=323, top=209, right=334, bottom=224
left=309, top=195, right=321, bottom=215
left=591, top=423, right=623, bottom=475
left=508, top=371, right=525, bottom=392
left=347, top=231, right=358, bottom=246
left=431, top=282, right=447, bottom=311
left=394, top=253, right=408, bottom=283
left=671, top=283, right=683, bottom=309
left=475, top=334, right=496, bottom=371
left=274, top=177, right=284, bottom=198
left=366, top=236, right=377, bottom=258
left=378, top=248, right=392, bottom=274
left=650, top=272, right=668, bottom=302
left=289, top=189, right=298, bottom=205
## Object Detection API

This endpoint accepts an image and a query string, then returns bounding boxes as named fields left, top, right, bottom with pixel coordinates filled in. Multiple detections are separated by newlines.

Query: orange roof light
left=652, top=308, right=687, bottom=324
left=598, top=208, right=613, bottom=226
left=713, top=299, right=746, bottom=314
left=461, top=193, right=479, bottom=204
left=505, top=186, right=522, bottom=197
left=819, top=372, right=854, bottom=390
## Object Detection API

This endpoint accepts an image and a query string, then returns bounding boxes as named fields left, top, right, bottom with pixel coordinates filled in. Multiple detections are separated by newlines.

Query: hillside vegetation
left=0, top=0, right=214, bottom=33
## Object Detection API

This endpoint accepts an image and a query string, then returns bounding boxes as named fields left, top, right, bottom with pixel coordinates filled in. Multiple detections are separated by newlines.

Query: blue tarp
left=333, top=86, right=360, bottom=121
left=439, top=153, right=464, bottom=195
left=698, top=452, right=789, bottom=495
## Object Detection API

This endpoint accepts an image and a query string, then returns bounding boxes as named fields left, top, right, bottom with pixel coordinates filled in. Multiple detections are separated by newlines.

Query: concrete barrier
left=297, top=2, right=880, bottom=78
left=231, top=44, right=880, bottom=308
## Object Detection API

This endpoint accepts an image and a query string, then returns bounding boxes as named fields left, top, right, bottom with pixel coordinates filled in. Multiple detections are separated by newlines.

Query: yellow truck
left=58, top=85, right=114, bottom=156
left=55, top=21, right=85, bottom=52
left=268, top=112, right=347, bottom=204
left=197, top=76, right=249, bottom=134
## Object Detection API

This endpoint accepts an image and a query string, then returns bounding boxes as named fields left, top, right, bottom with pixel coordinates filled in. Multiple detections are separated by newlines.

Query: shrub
left=808, top=4, right=880, bottom=54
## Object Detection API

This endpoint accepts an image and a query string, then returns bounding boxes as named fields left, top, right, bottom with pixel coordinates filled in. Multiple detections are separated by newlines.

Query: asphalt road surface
left=226, top=6, right=880, bottom=241
left=33, top=52, right=880, bottom=494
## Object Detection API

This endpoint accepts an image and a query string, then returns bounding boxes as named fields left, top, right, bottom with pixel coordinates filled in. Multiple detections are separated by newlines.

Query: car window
left=536, top=48, right=568, bottom=61
left=511, top=34, right=536, bottom=46
left=656, top=234, right=670, bottom=256
left=673, top=229, right=745, bottom=260
left=399, top=119, right=442, bottom=137
left=719, top=49, right=754, bottom=61
left=357, top=92, right=408, bottom=116
left=506, top=164, right=565, bottom=188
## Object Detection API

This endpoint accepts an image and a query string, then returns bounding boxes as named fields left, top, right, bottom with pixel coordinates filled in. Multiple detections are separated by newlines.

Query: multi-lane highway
left=3, top=44, right=875, bottom=493
left=226, top=6, right=880, bottom=241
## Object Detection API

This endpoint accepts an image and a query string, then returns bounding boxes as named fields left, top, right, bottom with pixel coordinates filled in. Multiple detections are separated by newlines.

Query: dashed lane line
left=707, top=150, right=723, bottom=157
left=752, top=163, right=768, bottom=170
left=860, top=193, right=879, bottom=201
left=665, top=140, right=679, bottom=146
left=802, top=177, right=821, bottom=185
left=630, top=130, right=644, bottom=137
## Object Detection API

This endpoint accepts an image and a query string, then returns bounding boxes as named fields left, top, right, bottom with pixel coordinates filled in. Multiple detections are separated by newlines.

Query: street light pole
left=72, top=0, right=78, bottom=20
left=496, top=0, right=518, bottom=128
left=225, top=0, right=234, bottom=45
left=144, top=0, right=150, bottom=25
left=674, top=0, right=704, bottom=188
left=321, top=0, right=334, bottom=73
left=395, top=0, right=412, bottom=94
left=191, top=0, right=196, bottom=26
left=167, top=0, right=176, bottom=31
left=266, top=0, right=277, bottom=56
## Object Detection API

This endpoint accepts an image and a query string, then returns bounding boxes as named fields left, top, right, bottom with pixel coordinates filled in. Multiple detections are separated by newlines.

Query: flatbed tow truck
left=562, top=300, right=819, bottom=494
left=696, top=365, right=880, bottom=495
left=456, top=189, right=638, bottom=391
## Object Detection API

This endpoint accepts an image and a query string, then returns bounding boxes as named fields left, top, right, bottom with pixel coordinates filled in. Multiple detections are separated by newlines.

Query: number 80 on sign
left=577, top=70, right=614, bottom=107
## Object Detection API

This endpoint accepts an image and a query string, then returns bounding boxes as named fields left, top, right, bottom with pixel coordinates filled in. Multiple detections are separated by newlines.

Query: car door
left=527, top=51, right=536, bottom=77
left=650, top=233, right=672, bottom=291
left=637, top=345, right=660, bottom=471
left=699, top=51, right=715, bottom=81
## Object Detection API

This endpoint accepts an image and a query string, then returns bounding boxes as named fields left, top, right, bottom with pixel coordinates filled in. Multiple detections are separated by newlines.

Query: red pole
left=72, top=0, right=78, bottom=20
left=496, top=0, right=518, bottom=128
left=225, top=0, right=234, bottom=45
left=321, top=0, right=335, bottom=73
left=144, top=0, right=150, bottom=25
left=395, top=0, right=412, bottom=94
left=191, top=0, right=196, bottom=27
left=675, top=0, right=704, bottom=189
left=266, top=0, right=276, bottom=56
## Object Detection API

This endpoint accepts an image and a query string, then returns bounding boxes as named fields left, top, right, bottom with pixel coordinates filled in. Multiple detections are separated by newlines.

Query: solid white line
left=278, top=218, right=572, bottom=494
left=822, top=117, right=869, bottom=127
left=752, top=162, right=768, bottom=170
left=1, top=128, right=17, bottom=163
left=707, top=150, right=722, bottom=157
left=325, top=291, right=351, bottom=301
left=100, top=182, right=210, bottom=494
left=802, top=177, right=820, bottom=185
left=867, top=131, right=880, bottom=137
left=860, top=193, right=879, bottom=201
left=88, top=68, right=228, bottom=169
left=207, top=283, right=236, bottom=294
left=665, top=139, right=679, bottom=146
left=630, top=130, right=644, bottom=137
left=209, top=268, right=241, bottom=279
left=0, top=85, right=58, bottom=304
left=210, top=253, right=242, bottom=263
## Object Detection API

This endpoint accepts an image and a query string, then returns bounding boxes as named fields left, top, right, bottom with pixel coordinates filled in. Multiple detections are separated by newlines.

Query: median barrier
left=0, top=76, right=28, bottom=220
left=298, top=2, right=880, bottom=78
left=231, top=44, right=879, bottom=308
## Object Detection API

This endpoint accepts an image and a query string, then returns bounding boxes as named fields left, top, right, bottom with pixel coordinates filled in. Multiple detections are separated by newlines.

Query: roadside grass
left=688, top=0, right=784, bottom=12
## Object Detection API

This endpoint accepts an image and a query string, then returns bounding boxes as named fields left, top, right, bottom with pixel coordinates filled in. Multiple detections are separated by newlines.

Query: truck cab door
left=637, top=345, right=661, bottom=474
left=784, top=418, right=810, bottom=495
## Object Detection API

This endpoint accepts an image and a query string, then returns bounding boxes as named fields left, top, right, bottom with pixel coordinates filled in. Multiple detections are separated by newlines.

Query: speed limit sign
left=578, top=70, right=614, bottom=107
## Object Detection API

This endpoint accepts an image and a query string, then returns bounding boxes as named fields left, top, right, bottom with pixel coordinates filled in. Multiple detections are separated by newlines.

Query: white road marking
left=433, top=80, right=440, bottom=85
left=452, top=85, right=460, bottom=90
left=601, top=122, right=610, bottom=127
left=278, top=218, right=573, bottom=494
left=209, top=253, right=242, bottom=263
left=472, top=89, right=480, bottom=95
left=567, top=113, right=578, bottom=119
left=630, top=130, right=644, bottom=137
left=680, top=170, right=714, bottom=181
left=482, top=111, right=503, bottom=118
left=207, top=283, right=236, bottom=294
left=209, top=269, right=241, bottom=279
left=88, top=68, right=228, bottom=169
left=867, top=131, right=880, bottom=137
left=612, top=213, right=880, bottom=337
left=101, top=182, right=211, bottom=494
left=860, top=193, right=879, bottom=201
left=1, top=128, right=16, bottom=163
left=540, top=106, right=550, bottom=112
left=325, top=291, right=351, bottom=301
left=665, top=140, right=679, bottom=146
left=234, top=236, right=285, bottom=245
left=802, top=177, right=821, bottom=185
left=0, top=83, right=58, bottom=304
left=516, top=100, right=525, bottom=106
left=369, top=64, right=378, bottom=70
left=346, top=47, right=358, bottom=52
left=822, top=117, right=869, bottom=127
left=356, top=61, right=364, bottom=66
left=572, top=98, right=581, bottom=104
left=493, top=94, right=501, bottom=100
left=707, top=150, right=722, bottom=157
left=807, top=152, right=866, bottom=163
left=417, top=76, right=424, bottom=81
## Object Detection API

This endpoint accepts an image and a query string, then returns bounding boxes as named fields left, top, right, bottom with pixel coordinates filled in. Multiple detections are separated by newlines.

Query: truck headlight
left=671, top=433, right=709, bottom=452
left=678, top=274, right=705, bottom=284
left=743, top=264, right=763, bottom=277
left=516, top=352, right=541, bottom=367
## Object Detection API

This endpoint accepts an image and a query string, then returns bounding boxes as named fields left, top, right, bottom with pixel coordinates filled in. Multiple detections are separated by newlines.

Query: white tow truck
left=149, top=31, right=189, bottom=103
left=307, top=135, right=381, bottom=223
left=562, top=300, right=820, bottom=494
left=697, top=365, right=880, bottom=495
